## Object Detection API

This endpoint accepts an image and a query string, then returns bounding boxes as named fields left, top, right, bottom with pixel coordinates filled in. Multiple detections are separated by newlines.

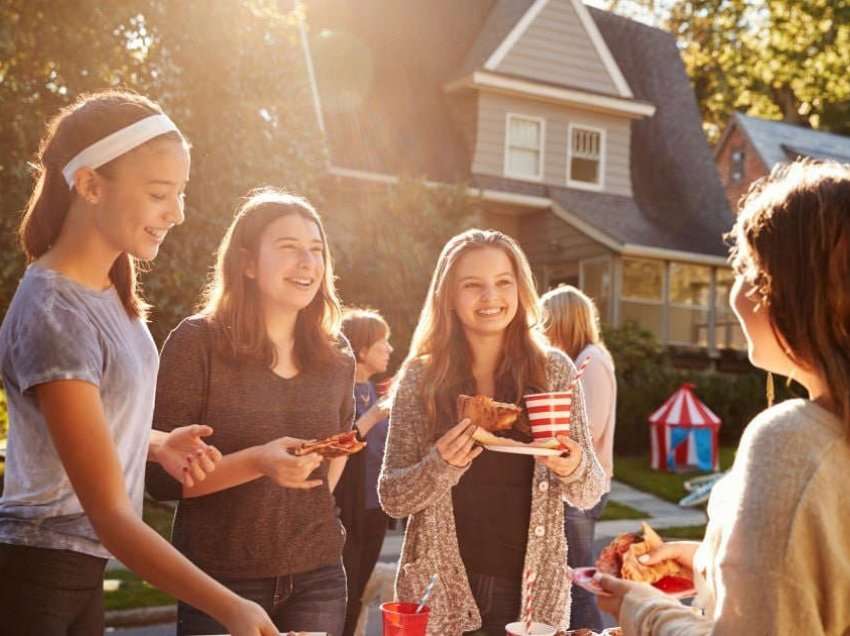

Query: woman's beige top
left=620, top=399, right=850, bottom=635
left=379, top=349, right=606, bottom=635
left=576, top=344, right=616, bottom=491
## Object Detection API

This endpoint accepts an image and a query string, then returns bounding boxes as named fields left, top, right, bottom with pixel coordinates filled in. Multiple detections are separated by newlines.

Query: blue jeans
left=464, top=571, right=522, bottom=636
left=177, top=561, right=347, bottom=636
left=565, top=493, right=609, bottom=631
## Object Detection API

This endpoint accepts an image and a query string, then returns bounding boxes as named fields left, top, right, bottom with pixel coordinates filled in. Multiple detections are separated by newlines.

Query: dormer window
left=567, top=124, right=605, bottom=190
left=504, top=114, right=544, bottom=181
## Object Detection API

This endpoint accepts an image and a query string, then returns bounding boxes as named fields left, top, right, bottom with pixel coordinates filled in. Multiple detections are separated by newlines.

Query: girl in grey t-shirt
left=0, top=91, right=278, bottom=636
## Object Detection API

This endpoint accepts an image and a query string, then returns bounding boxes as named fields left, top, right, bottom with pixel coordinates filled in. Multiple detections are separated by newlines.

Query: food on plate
left=457, top=394, right=522, bottom=432
left=470, top=426, right=561, bottom=450
left=288, top=431, right=366, bottom=458
left=595, top=522, right=685, bottom=584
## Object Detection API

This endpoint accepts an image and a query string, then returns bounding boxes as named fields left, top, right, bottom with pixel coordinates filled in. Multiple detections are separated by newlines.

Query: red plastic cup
left=524, top=391, right=574, bottom=442
left=381, top=602, right=430, bottom=636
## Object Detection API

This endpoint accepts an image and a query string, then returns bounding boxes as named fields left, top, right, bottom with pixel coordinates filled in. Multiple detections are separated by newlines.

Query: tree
left=0, top=1, right=324, bottom=340
left=330, top=178, right=480, bottom=366
left=602, top=0, right=850, bottom=142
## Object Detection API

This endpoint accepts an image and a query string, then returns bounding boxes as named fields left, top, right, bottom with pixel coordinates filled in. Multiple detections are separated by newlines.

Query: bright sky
left=582, top=0, right=670, bottom=27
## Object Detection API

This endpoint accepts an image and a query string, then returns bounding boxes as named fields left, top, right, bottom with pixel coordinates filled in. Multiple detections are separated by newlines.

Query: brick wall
left=715, top=125, right=768, bottom=214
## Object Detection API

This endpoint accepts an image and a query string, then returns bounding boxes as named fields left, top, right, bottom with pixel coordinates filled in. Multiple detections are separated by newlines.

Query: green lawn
left=660, top=524, right=708, bottom=540
left=613, top=446, right=736, bottom=504
left=102, top=500, right=176, bottom=610
left=104, top=568, right=175, bottom=611
left=600, top=499, right=648, bottom=521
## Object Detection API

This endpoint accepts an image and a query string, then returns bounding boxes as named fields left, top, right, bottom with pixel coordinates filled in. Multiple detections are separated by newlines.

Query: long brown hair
left=400, top=229, right=550, bottom=434
left=541, top=285, right=608, bottom=360
left=729, top=158, right=850, bottom=429
left=19, top=90, right=187, bottom=319
left=199, top=187, right=344, bottom=371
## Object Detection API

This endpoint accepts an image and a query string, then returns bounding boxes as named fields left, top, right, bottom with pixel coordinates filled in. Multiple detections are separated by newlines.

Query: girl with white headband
left=0, top=90, right=278, bottom=636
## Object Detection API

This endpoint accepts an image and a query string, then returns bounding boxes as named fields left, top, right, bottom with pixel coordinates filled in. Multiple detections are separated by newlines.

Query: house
left=716, top=112, right=850, bottom=212
left=301, top=0, right=745, bottom=356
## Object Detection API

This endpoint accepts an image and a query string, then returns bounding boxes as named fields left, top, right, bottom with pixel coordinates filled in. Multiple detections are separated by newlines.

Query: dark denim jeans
left=177, top=561, right=347, bottom=636
left=565, top=493, right=609, bottom=631
left=0, top=542, right=107, bottom=636
left=464, top=571, right=522, bottom=636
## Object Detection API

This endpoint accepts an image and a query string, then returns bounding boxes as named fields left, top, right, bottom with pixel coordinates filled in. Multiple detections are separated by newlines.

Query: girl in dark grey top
left=146, top=189, right=355, bottom=636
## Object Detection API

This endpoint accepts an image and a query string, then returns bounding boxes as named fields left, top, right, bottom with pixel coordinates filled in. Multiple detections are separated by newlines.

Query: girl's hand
left=221, top=597, right=279, bottom=636
left=254, top=437, right=324, bottom=489
left=594, top=573, right=642, bottom=619
left=436, top=419, right=482, bottom=467
left=156, top=425, right=223, bottom=488
left=535, top=434, right=582, bottom=477
left=640, top=540, right=700, bottom=574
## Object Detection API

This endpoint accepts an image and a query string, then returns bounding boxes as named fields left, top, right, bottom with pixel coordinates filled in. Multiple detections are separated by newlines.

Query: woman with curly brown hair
left=596, top=159, right=850, bottom=634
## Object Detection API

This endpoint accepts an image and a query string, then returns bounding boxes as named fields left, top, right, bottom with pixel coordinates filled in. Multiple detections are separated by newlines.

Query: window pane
left=622, top=258, right=663, bottom=301
left=669, top=306, right=710, bottom=346
left=508, top=148, right=540, bottom=177
left=581, top=259, right=611, bottom=323
left=572, top=129, right=600, bottom=158
left=621, top=301, right=663, bottom=341
left=571, top=157, right=599, bottom=184
left=510, top=118, right=540, bottom=149
left=669, top=263, right=710, bottom=306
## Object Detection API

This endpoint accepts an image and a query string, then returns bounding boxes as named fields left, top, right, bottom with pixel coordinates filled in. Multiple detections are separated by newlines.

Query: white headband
left=62, top=114, right=180, bottom=188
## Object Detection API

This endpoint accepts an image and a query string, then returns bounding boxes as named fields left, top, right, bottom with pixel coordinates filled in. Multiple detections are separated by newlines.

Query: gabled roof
left=728, top=113, right=850, bottom=168
left=305, top=1, right=732, bottom=258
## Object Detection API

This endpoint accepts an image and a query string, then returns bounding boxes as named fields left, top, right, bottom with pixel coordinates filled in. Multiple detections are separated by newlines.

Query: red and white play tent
left=649, top=383, right=721, bottom=472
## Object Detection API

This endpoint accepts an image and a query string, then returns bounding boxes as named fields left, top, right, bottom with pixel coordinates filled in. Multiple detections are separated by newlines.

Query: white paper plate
left=482, top=443, right=562, bottom=456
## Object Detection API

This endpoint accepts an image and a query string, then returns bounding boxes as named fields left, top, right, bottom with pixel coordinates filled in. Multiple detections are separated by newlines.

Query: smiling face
left=245, top=212, right=325, bottom=315
left=92, top=137, right=190, bottom=261
left=452, top=246, right=519, bottom=339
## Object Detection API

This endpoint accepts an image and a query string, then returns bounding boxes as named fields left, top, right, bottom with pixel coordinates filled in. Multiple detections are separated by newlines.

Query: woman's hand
left=435, top=419, right=482, bottom=467
left=594, top=573, right=643, bottom=619
left=254, top=437, right=324, bottom=489
left=535, top=434, right=582, bottom=477
left=153, top=425, right=223, bottom=488
left=640, top=540, right=700, bottom=576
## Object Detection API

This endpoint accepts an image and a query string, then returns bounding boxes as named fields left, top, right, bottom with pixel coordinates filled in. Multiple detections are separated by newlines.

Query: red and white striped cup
left=524, top=390, right=575, bottom=442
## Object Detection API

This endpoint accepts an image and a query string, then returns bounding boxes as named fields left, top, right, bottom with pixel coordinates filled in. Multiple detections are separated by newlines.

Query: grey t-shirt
left=0, top=265, right=158, bottom=558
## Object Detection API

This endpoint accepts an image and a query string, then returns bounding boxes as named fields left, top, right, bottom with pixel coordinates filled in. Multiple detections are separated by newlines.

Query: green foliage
left=606, top=321, right=801, bottom=456
left=605, top=0, right=850, bottom=142
left=0, top=1, right=324, bottom=342
left=330, top=179, right=480, bottom=367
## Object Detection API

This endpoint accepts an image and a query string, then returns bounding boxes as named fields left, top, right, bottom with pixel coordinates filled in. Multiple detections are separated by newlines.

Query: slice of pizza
left=288, top=431, right=366, bottom=458
left=595, top=522, right=686, bottom=583
left=457, top=394, right=522, bottom=432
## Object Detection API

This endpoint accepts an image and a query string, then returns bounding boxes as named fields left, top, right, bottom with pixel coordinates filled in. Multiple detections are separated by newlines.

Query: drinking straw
left=522, top=569, right=537, bottom=635
left=416, top=574, right=437, bottom=613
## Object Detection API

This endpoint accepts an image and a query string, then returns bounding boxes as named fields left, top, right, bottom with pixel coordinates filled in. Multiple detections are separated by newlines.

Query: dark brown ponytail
left=19, top=90, right=185, bottom=319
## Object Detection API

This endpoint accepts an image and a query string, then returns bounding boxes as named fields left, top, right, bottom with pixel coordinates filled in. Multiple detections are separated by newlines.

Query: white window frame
left=566, top=123, right=606, bottom=191
left=504, top=113, right=545, bottom=182
left=667, top=262, right=711, bottom=347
